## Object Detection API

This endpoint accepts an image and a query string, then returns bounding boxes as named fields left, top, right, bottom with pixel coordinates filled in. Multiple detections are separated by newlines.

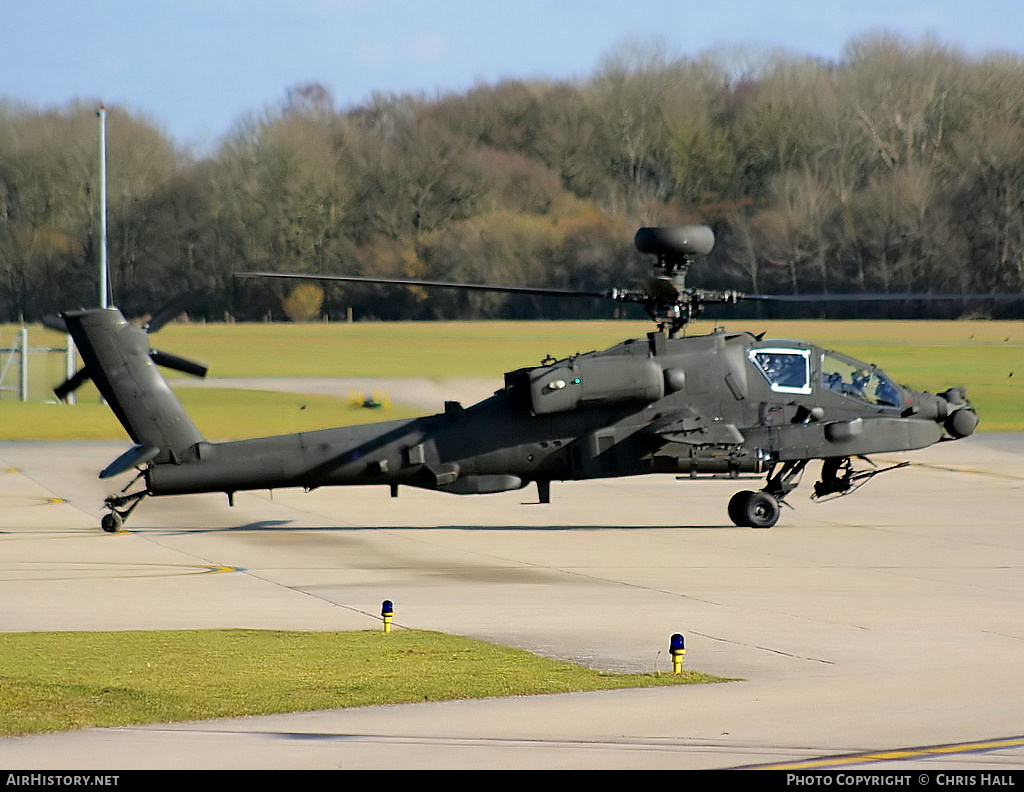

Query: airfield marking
left=909, top=460, right=1024, bottom=482
left=864, top=451, right=1024, bottom=483
left=0, top=561, right=239, bottom=582
left=742, top=735, right=1024, bottom=770
left=0, top=495, right=72, bottom=507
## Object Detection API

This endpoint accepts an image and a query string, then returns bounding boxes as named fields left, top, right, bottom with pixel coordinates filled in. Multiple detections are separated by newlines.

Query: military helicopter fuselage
left=59, top=295, right=978, bottom=532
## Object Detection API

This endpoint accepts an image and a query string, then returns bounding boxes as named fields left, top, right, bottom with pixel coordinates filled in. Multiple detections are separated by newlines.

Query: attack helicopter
left=57, top=226, right=981, bottom=532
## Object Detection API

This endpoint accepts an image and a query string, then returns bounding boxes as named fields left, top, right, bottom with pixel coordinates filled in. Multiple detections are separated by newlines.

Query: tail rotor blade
left=149, top=349, right=209, bottom=378
left=143, top=293, right=193, bottom=334
left=54, top=368, right=91, bottom=402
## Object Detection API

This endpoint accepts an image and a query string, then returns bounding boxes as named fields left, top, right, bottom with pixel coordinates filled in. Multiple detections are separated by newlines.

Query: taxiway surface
left=2, top=436, right=1024, bottom=769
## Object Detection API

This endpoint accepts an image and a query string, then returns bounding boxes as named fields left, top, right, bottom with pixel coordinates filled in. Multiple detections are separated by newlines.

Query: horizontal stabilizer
left=100, top=444, right=160, bottom=479
left=42, top=314, right=68, bottom=333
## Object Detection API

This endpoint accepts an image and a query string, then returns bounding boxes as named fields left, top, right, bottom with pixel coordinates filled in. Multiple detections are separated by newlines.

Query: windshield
left=821, top=353, right=901, bottom=407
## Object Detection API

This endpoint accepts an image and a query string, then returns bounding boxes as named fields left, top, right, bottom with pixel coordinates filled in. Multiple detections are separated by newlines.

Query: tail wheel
left=100, top=512, right=124, bottom=533
left=728, top=490, right=781, bottom=529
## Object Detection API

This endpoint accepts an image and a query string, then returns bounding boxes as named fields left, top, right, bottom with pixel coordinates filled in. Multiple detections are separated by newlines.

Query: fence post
left=65, top=333, right=77, bottom=405
left=19, top=326, right=29, bottom=402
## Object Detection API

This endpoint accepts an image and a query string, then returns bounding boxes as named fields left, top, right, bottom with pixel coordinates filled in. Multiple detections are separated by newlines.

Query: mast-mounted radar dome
left=634, top=226, right=715, bottom=258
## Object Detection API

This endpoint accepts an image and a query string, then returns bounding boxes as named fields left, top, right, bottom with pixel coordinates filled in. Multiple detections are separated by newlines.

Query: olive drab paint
left=56, top=228, right=979, bottom=531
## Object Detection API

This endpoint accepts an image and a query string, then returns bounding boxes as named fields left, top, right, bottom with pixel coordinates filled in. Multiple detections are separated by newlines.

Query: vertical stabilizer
left=60, top=308, right=204, bottom=472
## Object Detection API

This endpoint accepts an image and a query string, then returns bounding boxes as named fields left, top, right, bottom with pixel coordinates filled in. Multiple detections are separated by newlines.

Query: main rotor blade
left=744, top=292, right=1023, bottom=302
left=234, top=271, right=606, bottom=300
left=643, top=277, right=681, bottom=304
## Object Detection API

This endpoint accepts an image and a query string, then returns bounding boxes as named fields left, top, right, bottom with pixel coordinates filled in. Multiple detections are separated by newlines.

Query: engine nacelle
left=525, top=355, right=664, bottom=415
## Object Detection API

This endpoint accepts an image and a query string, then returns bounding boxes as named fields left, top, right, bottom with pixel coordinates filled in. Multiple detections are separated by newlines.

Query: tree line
left=2, top=32, right=1023, bottom=325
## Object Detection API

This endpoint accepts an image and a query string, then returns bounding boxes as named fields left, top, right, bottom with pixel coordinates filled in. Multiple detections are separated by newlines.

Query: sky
left=4, top=0, right=1024, bottom=152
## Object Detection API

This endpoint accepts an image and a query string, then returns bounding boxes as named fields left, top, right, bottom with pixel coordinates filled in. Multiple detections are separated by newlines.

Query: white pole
left=98, top=105, right=108, bottom=309
left=19, top=326, right=28, bottom=402
left=65, top=333, right=77, bottom=405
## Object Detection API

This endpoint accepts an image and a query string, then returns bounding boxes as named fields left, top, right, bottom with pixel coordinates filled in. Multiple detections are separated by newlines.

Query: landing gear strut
left=101, top=470, right=148, bottom=532
left=727, top=456, right=911, bottom=528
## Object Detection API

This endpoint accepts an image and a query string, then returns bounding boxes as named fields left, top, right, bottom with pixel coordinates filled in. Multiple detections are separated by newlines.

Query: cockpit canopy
left=748, top=347, right=812, bottom=394
left=820, top=351, right=902, bottom=407
left=749, top=345, right=902, bottom=407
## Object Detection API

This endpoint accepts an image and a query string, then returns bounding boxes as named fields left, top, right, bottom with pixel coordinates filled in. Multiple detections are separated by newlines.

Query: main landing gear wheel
left=728, top=490, right=781, bottom=529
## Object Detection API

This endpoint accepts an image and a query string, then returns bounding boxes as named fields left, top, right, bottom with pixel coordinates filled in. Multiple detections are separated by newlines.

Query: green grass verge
left=0, top=389, right=423, bottom=441
left=0, top=629, right=724, bottom=736
left=3, top=319, right=1022, bottom=435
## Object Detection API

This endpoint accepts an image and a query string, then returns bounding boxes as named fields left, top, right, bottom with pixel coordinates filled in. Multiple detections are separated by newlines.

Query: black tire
left=101, top=512, right=123, bottom=533
left=743, top=492, right=781, bottom=529
left=728, top=490, right=755, bottom=527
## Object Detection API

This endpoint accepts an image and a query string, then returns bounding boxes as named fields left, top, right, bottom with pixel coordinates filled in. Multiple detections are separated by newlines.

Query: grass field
left=0, top=629, right=723, bottom=736
left=2, top=318, right=1022, bottom=436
